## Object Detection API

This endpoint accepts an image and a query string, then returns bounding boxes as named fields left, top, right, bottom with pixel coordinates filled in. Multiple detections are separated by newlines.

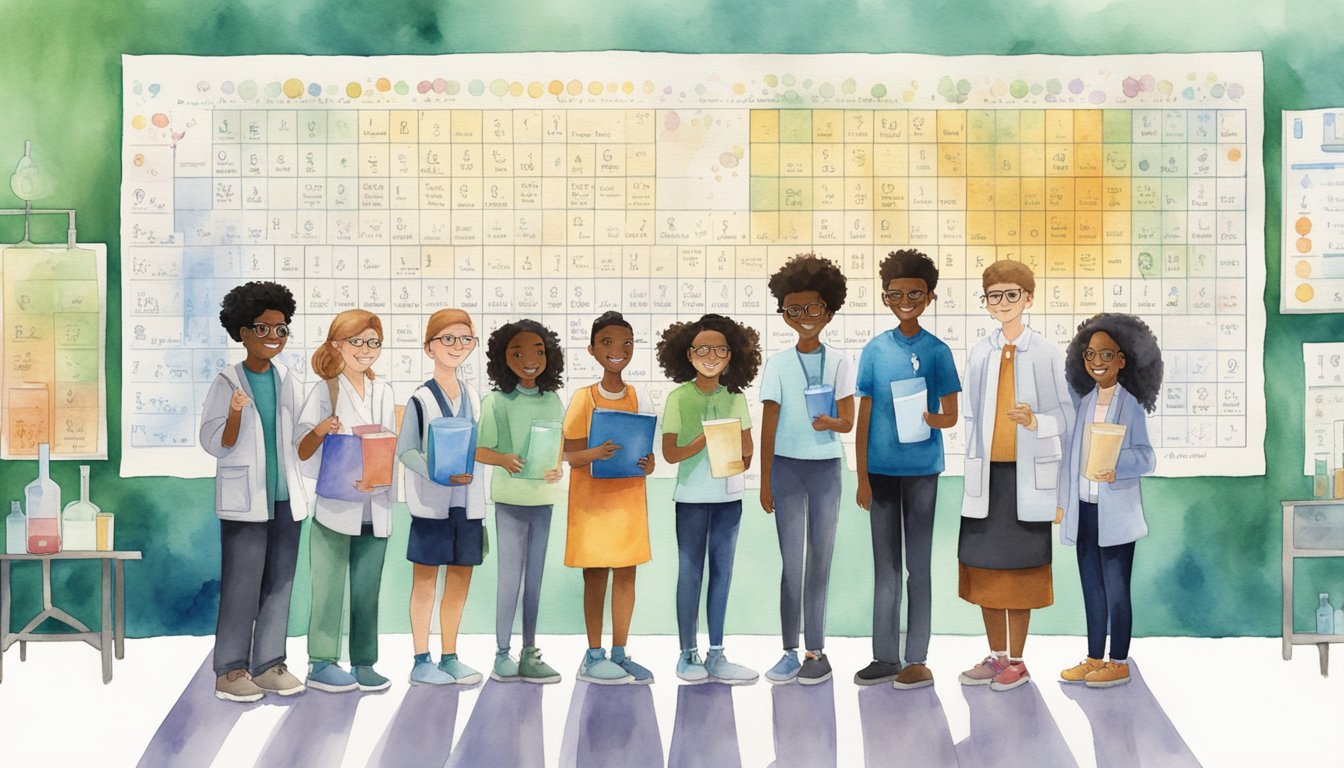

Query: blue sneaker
left=491, top=648, right=521, bottom=682
left=577, top=648, right=634, bottom=685
left=611, top=645, right=654, bottom=685
left=765, top=649, right=802, bottom=685
left=352, top=665, right=391, bottom=691
left=438, top=654, right=482, bottom=685
left=705, top=647, right=759, bottom=686
left=410, top=654, right=454, bottom=686
left=675, top=649, right=710, bottom=684
left=306, top=661, right=358, bottom=693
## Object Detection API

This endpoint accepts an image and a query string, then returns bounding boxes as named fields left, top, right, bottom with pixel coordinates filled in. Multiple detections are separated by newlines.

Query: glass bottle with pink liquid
left=25, top=443, right=61, bottom=554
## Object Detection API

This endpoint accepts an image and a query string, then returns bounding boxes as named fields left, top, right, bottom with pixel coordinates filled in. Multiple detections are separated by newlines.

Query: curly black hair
left=1064, top=313, right=1164, bottom=413
left=485, top=319, right=565, bottom=393
left=590, top=310, right=633, bottom=345
left=767, top=253, right=848, bottom=314
left=218, top=281, right=297, bottom=342
left=655, top=313, right=761, bottom=394
left=878, top=249, right=939, bottom=293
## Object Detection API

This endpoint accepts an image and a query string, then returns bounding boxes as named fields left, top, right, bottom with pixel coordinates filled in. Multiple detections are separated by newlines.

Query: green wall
left=0, top=0, right=1338, bottom=640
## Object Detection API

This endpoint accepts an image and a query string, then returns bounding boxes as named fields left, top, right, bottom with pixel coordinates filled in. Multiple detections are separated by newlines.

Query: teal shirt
left=477, top=386, right=565, bottom=507
left=661, top=381, right=751, bottom=503
left=242, top=365, right=287, bottom=510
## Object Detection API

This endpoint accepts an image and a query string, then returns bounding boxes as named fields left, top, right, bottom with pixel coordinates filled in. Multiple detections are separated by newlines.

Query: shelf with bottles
left=0, top=445, right=116, bottom=556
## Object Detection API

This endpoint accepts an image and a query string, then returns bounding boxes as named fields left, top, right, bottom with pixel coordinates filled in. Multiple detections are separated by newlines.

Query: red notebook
left=355, top=425, right=397, bottom=488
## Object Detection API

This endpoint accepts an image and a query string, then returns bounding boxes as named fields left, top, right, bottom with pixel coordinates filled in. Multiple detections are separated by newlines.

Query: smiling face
left=882, top=278, right=933, bottom=323
left=589, top=323, right=634, bottom=375
left=335, top=325, right=382, bottom=375
left=240, top=308, right=288, bottom=361
left=1084, top=330, right=1125, bottom=389
left=507, top=331, right=547, bottom=388
left=424, top=321, right=475, bottom=371
left=687, top=329, right=730, bottom=380
left=983, top=281, right=1034, bottom=326
left=780, top=289, right=832, bottom=344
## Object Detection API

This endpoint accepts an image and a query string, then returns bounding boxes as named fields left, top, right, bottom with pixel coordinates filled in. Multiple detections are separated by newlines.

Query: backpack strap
left=326, top=376, right=340, bottom=417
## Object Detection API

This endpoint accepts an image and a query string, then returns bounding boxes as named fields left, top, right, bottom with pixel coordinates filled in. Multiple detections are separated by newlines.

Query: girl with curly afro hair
left=475, top=319, right=567, bottom=684
left=656, top=314, right=761, bottom=684
left=1055, top=313, right=1162, bottom=689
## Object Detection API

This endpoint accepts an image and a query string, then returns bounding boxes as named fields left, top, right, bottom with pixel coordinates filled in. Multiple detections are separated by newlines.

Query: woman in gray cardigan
left=1055, top=314, right=1162, bottom=689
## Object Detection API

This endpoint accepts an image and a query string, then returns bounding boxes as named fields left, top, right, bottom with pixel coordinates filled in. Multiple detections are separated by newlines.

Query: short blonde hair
left=982, top=260, right=1035, bottom=293
left=424, top=308, right=474, bottom=343
left=311, top=309, right=382, bottom=380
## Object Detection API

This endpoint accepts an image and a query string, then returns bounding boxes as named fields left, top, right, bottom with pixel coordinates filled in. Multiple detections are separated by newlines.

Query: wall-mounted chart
left=120, top=52, right=1265, bottom=478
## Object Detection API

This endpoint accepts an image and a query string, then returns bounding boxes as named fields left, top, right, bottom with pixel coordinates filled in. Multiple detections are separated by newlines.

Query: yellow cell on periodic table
left=1073, top=110, right=1103, bottom=143
left=967, top=110, right=995, bottom=143
left=938, top=145, right=965, bottom=177
left=596, top=179, right=626, bottom=209
left=1046, top=177, right=1074, bottom=210
left=994, top=177, right=1022, bottom=211
left=483, top=144, right=515, bottom=177
left=966, top=143, right=994, bottom=177
left=624, top=211, right=655, bottom=243
left=812, top=110, right=843, bottom=142
left=451, top=178, right=483, bottom=210
left=596, top=145, right=625, bottom=176
left=649, top=244, right=677, bottom=276
left=813, top=143, right=843, bottom=176
left=513, top=210, right=541, bottom=243
left=937, top=211, right=965, bottom=245
left=751, top=211, right=779, bottom=243
left=967, top=210, right=995, bottom=244
left=812, top=178, right=842, bottom=211
left=1047, top=212, right=1074, bottom=245
left=568, top=212, right=595, bottom=245
left=1103, top=179, right=1131, bottom=211
left=967, top=178, right=995, bottom=210
left=848, top=178, right=874, bottom=210
left=421, top=246, right=454, bottom=278
left=1045, top=246, right=1074, bottom=279
left=1102, top=245, right=1131, bottom=277
left=909, top=143, right=937, bottom=176
left=419, top=209, right=450, bottom=244
left=995, top=210, right=1021, bottom=244
left=937, top=110, right=966, bottom=142
left=483, top=111, right=513, bottom=142
left=735, top=245, right=767, bottom=278
left=844, top=110, right=874, bottom=141
left=512, top=110, right=543, bottom=142
left=626, top=144, right=655, bottom=177
left=1015, top=109, right=1044, bottom=142
left=751, top=142, right=779, bottom=176
left=625, top=178, right=655, bottom=209
left=568, top=145, right=595, bottom=177
left=874, top=211, right=909, bottom=244
left=995, top=143, right=1020, bottom=177
left=750, top=110, right=780, bottom=143
left=706, top=245, right=735, bottom=278
left=1018, top=144, right=1045, bottom=177
left=541, top=210, right=567, bottom=246
left=451, top=111, right=483, bottom=141
left=873, top=144, right=910, bottom=177
left=908, top=210, right=936, bottom=245
left=1103, top=211, right=1131, bottom=244
left=626, top=110, right=654, bottom=143
left=1075, top=177, right=1102, bottom=210
left=937, top=177, right=966, bottom=209
left=1044, top=110, right=1073, bottom=142
left=778, top=211, right=811, bottom=243
left=1018, top=177, right=1045, bottom=210
left=874, top=110, right=907, bottom=142
left=845, top=145, right=873, bottom=177
left=1075, top=245, right=1102, bottom=277
left=1045, top=143, right=1074, bottom=176
left=909, top=178, right=937, bottom=210
left=569, top=110, right=624, bottom=142
left=594, top=210, right=625, bottom=244
left=1076, top=211, right=1102, bottom=245
left=453, top=145, right=482, bottom=176
left=1074, top=143, right=1103, bottom=177
left=780, top=144, right=812, bottom=176
left=513, top=177, right=541, bottom=208
left=389, top=110, right=418, bottom=142
left=813, top=211, right=843, bottom=243
left=1016, top=245, right=1044, bottom=275
left=845, top=210, right=874, bottom=243
left=909, top=110, right=936, bottom=141
left=875, top=177, right=908, bottom=210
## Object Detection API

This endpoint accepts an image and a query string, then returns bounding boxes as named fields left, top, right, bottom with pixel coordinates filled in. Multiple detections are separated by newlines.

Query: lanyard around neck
left=795, top=345, right=826, bottom=387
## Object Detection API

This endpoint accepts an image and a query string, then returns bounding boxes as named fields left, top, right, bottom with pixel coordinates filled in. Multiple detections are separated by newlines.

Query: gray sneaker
left=215, top=669, right=264, bottom=702
left=853, top=660, right=902, bottom=686
left=797, top=653, right=832, bottom=685
left=253, top=663, right=305, bottom=696
left=704, top=648, right=759, bottom=686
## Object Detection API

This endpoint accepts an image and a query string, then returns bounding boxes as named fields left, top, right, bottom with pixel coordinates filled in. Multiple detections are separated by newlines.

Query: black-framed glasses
left=343, top=337, right=383, bottom=349
left=1084, top=349, right=1122, bottom=362
left=430, top=334, right=476, bottom=348
left=246, top=323, right=290, bottom=339
left=881, top=289, right=926, bottom=304
left=982, top=289, right=1025, bottom=305
left=781, top=302, right=827, bottom=319
left=691, top=345, right=731, bottom=359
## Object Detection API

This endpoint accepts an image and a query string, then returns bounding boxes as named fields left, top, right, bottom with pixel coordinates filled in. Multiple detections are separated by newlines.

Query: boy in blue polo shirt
left=854, top=249, right=960, bottom=689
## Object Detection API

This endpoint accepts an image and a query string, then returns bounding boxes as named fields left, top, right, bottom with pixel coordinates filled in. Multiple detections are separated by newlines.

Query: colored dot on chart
left=131, top=115, right=147, bottom=130
left=1296, top=217, right=1312, bottom=235
left=509, top=82, right=524, bottom=97
left=1227, top=148, right=1242, bottom=162
left=588, top=81, right=603, bottom=96
left=283, top=79, right=303, bottom=98
left=528, top=82, right=544, bottom=98
left=1296, top=260, right=1312, bottom=278
left=622, top=81, right=635, bottom=95
left=732, top=82, right=746, bottom=95
left=1297, top=237, right=1313, bottom=254
left=152, top=113, right=169, bottom=128
left=376, top=78, right=392, bottom=92
left=548, top=80, right=564, bottom=96
left=567, top=80, right=583, bottom=96
left=1297, top=283, right=1315, bottom=303
left=133, top=154, right=145, bottom=167
left=346, top=82, right=362, bottom=98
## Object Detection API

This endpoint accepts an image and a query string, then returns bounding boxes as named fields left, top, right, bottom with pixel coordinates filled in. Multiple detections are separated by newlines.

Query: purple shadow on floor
left=137, top=652, right=270, bottom=768
left=446, top=679, right=546, bottom=768
left=365, top=684, right=464, bottom=768
left=560, top=680, right=664, bottom=768
left=771, top=678, right=838, bottom=768
left=956, top=680, right=1079, bottom=767
left=1059, top=659, right=1201, bottom=767
left=254, top=684, right=364, bottom=768
left=858, top=683, right=960, bottom=767
left=669, top=683, right=741, bottom=768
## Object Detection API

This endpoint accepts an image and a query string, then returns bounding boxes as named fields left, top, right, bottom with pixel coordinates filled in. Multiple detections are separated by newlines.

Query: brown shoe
left=1060, top=657, right=1105, bottom=683
left=1084, top=661, right=1130, bottom=688
left=253, top=663, right=305, bottom=696
left=215, top=668, right=264, bottom=702
left=891, top=662, right=934, bottom=690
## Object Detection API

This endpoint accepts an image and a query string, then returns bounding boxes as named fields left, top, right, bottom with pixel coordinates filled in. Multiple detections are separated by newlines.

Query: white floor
left=0, top=633, right=1339, bottom=766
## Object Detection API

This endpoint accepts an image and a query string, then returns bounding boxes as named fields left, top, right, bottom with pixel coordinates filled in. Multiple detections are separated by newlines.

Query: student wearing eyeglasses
left=854, top=250, right=960, bottom=690
left=956, top=260, right=1073, bottom=692
left=295, top=309, right=398, bottom=693
left=758, top=254, right=854, bottom=686
left=656, top=313, right=762, bottom=685
left=200, top=281, right=308, bottom=702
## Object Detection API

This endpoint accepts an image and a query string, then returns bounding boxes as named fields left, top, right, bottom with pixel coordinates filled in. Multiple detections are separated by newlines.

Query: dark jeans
left=1076, top=500, right=1136, bottom=661
left=771, top=457, right=841, bottom=652
left=675, top=500, right=743, bottom=650
left=868, top=473, right=938, bottom=665
left=214, top=501, right=301, bottom=677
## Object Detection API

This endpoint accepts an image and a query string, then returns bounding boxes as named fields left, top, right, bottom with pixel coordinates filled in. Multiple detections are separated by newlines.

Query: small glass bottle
left=1315, top=455, right=1330, bottom=498
left=61, top=465, right=99, bottom=551
left=25, top=443, right=61, bottom=554
left=1334, top=606, right=1344, bottom=636
left=5, top=501, right=24, bottom=555
left=1317, top=593, right=1335, bottom=635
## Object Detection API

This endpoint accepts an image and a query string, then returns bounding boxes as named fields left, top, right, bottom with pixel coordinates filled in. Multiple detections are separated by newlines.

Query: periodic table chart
left=120, top=53, right=1265, bottom=479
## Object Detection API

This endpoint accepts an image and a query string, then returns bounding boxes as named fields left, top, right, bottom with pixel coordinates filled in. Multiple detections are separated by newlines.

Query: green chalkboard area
left=0, top=0, right=1339, bottom=639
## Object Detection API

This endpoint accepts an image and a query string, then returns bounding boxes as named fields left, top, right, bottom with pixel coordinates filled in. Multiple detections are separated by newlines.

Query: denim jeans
left=214, top=501, right=300, bottom=677
left=495, top=503, right=553, bottom=649
left=771, top=457, right=841, bottom=652
left=675, top=500, right=743, bottom=650
left=1076, top=500, right=1136, bottom=660
left=868, top=473, right=938, bottom=665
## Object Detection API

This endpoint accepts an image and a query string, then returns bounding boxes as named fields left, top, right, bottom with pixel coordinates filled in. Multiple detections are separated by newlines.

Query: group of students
left=200, top=247, right=1161, bottom=703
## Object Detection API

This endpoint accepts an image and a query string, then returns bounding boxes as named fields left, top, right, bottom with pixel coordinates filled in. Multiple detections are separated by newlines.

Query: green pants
left=307, top=519, right=388, bottom=666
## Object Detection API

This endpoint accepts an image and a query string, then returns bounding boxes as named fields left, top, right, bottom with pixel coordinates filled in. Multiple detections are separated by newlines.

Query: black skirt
left=957, top=462, right=1052, bottom=570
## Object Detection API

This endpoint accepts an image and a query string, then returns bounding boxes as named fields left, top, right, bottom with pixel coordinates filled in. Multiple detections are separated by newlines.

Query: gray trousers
left=868, top=473, right=937, bottom=665
left=214, top=501, right=301, bottom=677
left=771, top=456, right=841, bottom=652
left=495, top=503, right=553, bottom=649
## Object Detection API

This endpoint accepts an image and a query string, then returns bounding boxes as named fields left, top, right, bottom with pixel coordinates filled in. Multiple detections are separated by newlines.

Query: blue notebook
left=588, top=410, right=657, bottom=479
left=315, top=434, right=366, bottom=502
left=427, top=417, right=477, bottom=485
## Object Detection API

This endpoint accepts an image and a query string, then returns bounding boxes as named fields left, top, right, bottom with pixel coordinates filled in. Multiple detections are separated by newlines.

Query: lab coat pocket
left=217, top=465, right=251, bottom=513
left=964, top=457, right=984, bottom=497
left=1034, top=456, right=1061, bottom=490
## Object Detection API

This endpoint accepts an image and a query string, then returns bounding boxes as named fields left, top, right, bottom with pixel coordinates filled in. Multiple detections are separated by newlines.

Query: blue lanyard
left=795, top=345, right=826, bottom=388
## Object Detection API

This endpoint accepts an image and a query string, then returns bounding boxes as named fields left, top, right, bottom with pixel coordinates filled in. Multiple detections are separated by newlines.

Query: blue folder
left=427, top=417, right=478, bottom=485
left=588, top=410, right=657, bottom=479
left=315, top=434, right=366, bottom=502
